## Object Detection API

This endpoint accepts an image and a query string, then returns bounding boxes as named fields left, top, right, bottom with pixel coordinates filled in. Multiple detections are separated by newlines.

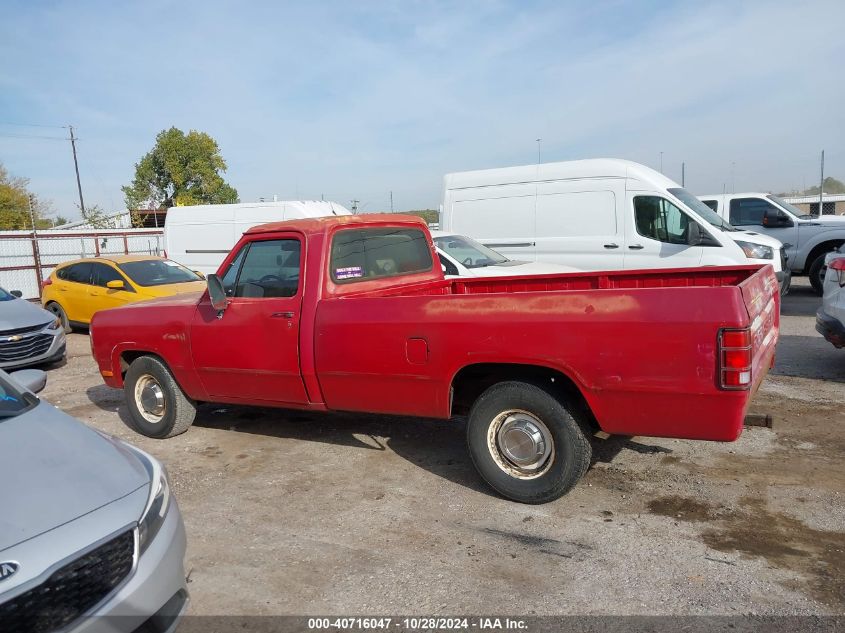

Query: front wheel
left=808, top=253, right=828, bottom=295
left=45, top=301, right=71, bottom=334
left=124, top=356, right=196, bottom=438
left=466, top=381, right=592, bottom=504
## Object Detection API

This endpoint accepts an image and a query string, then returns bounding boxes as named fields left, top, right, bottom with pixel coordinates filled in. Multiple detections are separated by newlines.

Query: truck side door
left=728, top=197, right=799, bottom=265
left=189, top=234, right=309, bottom=404
left=623, top=194, right=704, bottom=269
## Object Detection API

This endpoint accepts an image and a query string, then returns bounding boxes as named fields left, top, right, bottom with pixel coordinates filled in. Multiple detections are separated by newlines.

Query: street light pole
left=536, top=138, right=541, bottom=164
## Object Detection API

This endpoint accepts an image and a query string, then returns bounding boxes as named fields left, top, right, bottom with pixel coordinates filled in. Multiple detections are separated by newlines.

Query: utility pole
left=819, top=149, right=825, bottom=216
left=68, top=125, right=85, bottom=214
left=659, top=152, right=663, bottom=174
left=350, top=199, right=359, bottom=214
left=681, top=162, right=685, bottom=187
left=390, top=191, right=394, bottom=213
left=28, top=194, right=38, bottom=233
left=536, top=139, right=542, bottom=164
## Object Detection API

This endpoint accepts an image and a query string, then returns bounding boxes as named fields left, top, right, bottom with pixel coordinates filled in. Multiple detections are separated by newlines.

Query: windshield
left=433, top=235, right=509, bottom=268
left=0, top=288, right=15, bottom=302
left=0, top=373, right=37, bottom=418
left=117, top=259, right=202, bottom=287
left=668, top=188, right=736, bottom=232
left=767, top=195, right=805, bottom=219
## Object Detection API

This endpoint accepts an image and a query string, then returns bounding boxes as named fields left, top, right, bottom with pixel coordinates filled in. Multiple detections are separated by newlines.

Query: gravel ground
left=40, top=277, right=844, bottom=616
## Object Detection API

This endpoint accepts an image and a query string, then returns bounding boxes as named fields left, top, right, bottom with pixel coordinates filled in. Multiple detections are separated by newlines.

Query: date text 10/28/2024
left=307, top=618, right=528, bottom=631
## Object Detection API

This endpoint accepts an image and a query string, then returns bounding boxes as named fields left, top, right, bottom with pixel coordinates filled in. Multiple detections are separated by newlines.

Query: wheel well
left=119, top=350, right=163, bottom=376
left=804, top=240, right=844, bottom=273
left=450, top=363, right=598, bottom=431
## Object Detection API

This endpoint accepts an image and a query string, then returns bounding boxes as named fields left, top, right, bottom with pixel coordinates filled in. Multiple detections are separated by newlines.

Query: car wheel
left=808, top=254, right=828, bottom=295
left=124, top=355, right=196, bottom=438
left=45, top=301, right=71, bottom=334
left=466, top=381, right=592, bottom=504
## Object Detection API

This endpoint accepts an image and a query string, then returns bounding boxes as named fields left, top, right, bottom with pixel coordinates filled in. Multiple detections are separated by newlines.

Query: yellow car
left=41, top=255, right=206, bottom=331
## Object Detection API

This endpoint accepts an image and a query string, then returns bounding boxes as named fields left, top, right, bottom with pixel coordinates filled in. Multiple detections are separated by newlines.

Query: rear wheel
left=466, top=381, right=592, bottom=504
left=124, top=356, right=196, bottom=438
left=45, top=301, right=71, bottom=334
left=808, top=253, right=828, bottom=295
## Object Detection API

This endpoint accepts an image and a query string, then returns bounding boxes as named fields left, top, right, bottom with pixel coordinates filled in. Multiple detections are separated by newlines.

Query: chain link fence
left=0, top=229, right=164, bottom=300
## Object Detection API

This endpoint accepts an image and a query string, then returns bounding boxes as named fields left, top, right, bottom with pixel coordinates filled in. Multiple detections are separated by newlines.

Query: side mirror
left=106, top=280, right=125, bottom=290
left=10, top=368, right=47, bottom=394
left=687, top=221, right=702, bottom=246
left=10, top=290, right=22, bottom=298
left=763, top=209, right=793, bottom=228
left=207, top=274, right=228, bottom=312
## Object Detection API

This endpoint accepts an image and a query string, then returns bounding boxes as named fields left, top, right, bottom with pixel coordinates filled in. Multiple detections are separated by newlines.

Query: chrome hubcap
left=487, top=410, right=554, bottom=479
left=135, top=374, right=166, bottom=423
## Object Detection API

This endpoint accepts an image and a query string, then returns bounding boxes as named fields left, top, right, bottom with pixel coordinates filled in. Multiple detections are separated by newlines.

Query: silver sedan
left=0, top=369, right=188, bottom=632
left=0, top=287, right=65, bottom=369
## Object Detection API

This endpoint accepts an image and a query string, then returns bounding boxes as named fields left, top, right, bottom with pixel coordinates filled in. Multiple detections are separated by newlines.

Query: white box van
left=440, top=159, right=789, bottom=292
left=698, top=192, right=845, bottom=294
left=164, top=200, right=351, bottom=275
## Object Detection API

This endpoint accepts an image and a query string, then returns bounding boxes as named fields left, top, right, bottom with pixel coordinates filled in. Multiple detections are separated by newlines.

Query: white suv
left=817, top=244, right=845, bottom=348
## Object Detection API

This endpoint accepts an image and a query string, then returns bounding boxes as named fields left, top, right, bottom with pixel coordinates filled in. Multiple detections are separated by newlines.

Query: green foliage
left=122, top=127, right=239, bottom=210
left=52, top=215, right=70, bottom=227
left=803, top=177, right=845, bottom=196
left=81, top=204, right=118, bottom=229
left=0, top=162, right=52, bottom=229
left=401, top=209, right=439, bottom=224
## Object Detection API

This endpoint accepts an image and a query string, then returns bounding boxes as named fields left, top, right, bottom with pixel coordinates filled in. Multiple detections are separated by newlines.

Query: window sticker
left=335, top=266, right=364, bottom=280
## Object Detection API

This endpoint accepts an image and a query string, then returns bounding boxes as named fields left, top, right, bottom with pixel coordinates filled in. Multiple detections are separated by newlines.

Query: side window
left=234, top=239, right=301, bottom=298
left=729, top=198, right=778, bottom=226
left=65, top=263, right=92, bottom=285
left=221, top=246, right=248, bottom=296
left=91, top=263, right=132, bottom=291
left=438, top=253, right=459, bottom=276
left=634, top=197, right=691, bottom=245
left=701, top=199, right=719, bottom=212
left=330, top=228, right=433, bottom=284
left=56, top=266, right=70, bottom=281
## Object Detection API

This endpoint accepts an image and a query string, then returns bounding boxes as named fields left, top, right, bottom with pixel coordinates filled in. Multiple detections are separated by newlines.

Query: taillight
left=41, top=278, right=53, bottom=289
left=830, top=258, right=845, bottom=284
left=719, top=328, right=752, bottom=390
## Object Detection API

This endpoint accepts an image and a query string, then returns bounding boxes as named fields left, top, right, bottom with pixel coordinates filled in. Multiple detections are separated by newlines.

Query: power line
left=0, top=121, right=67, bottom=129
left=0, top=132, right=68, bottom=141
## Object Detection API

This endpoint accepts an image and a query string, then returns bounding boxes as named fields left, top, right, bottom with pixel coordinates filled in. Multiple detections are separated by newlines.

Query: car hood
left=468, top=261, right=578, bottom=277
left=0, top=402, right=148, bottom=551
left=0, top=298, right=54, bottom=332
left=137, top=280, right=207, bottom=298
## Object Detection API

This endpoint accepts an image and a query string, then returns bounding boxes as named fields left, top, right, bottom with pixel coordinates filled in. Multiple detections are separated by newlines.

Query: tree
left=0, top=162, right=52, bottom=229
left=122, top=127, right=239, bottom=210
left=80, top=204, right=118, bottom=229
left=803, top=177, right=845, bottom=196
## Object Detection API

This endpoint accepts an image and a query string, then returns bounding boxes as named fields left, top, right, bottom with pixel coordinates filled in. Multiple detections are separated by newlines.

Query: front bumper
left=73, top=499, right=189, bottom=633
left=776, top=269, right=791, bottom=296
left=816, top=308, right=845, bottom=349
left=0, top=327, right=65, bottom=369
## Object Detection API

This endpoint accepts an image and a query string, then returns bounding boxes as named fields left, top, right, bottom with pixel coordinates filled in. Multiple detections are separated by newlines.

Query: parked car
left=432, top=231, right=577, bottom=277
left=440, top=159, right=789, bottom=294
left=0, top=286, right=65, bottom=369
left=164, top=199, right=351, bottom=275
left=90, top=214, right=779, bottom=504
left=699, top=192, right=845, bottom=294
left=817, top=244, right=845, bottom=348
left=0, top=368, right=188, bottom=632
left=41, top=255, right=206, bottom=331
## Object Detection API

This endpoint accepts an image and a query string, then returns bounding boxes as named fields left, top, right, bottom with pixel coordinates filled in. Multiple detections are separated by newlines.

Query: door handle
left=628, top=244, right=644, bottom=250
left=603, top=243, right=619, bottom=249
left=271, top=311, right=295, bottom=319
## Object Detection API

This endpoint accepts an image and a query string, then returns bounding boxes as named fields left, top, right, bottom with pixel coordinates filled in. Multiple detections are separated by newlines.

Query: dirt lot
left=41, top=277, right=844, bottom=616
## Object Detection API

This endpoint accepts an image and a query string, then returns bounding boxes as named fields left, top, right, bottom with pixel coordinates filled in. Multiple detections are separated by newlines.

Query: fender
left=108, top=341, right=209, bottom=401
left=795, top=229, right=845, bottom=270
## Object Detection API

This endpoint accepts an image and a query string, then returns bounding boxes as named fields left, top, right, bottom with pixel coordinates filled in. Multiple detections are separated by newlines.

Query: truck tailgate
left=740, top=264, right=780, bottom=395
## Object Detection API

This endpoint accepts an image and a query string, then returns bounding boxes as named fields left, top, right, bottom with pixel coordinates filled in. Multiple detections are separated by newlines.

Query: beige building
left=781, top=193, right=845, bottom=216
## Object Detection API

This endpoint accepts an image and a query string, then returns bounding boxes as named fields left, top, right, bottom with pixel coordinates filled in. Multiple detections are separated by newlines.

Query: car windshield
left=433, top=235, right=509, bottom=268
left=0, top=373, right=36, bottom=418
left=767, top=195, right=805, bottom=219
left=668, top=188, right=736, bottom=232
left=0, top=288, right=15, bottom=302
left=117, top=259, right=202, bottom=287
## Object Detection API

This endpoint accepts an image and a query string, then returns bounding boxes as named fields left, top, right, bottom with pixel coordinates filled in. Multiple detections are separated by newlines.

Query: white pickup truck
left=699, top=193, right=845, bottom=294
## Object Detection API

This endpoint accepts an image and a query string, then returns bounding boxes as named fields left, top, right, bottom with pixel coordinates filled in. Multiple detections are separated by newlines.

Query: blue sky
left=1, top=0, right=843, bottom=219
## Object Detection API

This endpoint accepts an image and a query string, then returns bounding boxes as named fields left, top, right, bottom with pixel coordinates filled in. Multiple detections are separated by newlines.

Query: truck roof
left=244, top=213, right=429, bottom=237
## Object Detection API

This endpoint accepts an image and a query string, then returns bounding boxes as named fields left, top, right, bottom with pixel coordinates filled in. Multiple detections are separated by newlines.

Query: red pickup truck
left=91, top=214, right=779, bottom=503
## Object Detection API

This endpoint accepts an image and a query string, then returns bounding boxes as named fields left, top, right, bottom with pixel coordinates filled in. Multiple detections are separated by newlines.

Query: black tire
left=45, top=301, right=71, bottom=334
left=466, top=381, right=592, bottom=504
left=808, top=254, right=827, bottom=295
left=124, top=355, right=196, bottom=438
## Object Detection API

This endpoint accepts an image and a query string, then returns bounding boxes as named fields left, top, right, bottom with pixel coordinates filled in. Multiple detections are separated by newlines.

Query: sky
left=1, top=0, right=843, bottom=220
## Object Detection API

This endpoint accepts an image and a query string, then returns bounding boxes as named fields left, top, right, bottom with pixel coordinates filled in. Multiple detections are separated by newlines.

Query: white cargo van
left=440, top=159, right=789, bottom=293
left=164, top=200, right=351, bottom=275
left=698, top=192, right=845, bottom=294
